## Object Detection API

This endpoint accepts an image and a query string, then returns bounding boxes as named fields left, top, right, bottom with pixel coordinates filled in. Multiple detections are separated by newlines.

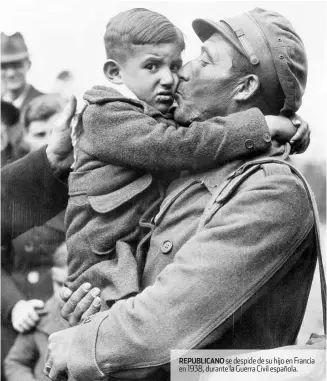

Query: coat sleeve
left=4, top=333, right=39, bottom=381
left=1, top=146, right=68, bottom=242
left=67, top=168, right=314, bottom=380
left=81, top=101, right=271, bottom=172
left=1, top=269, right=25, bottom=324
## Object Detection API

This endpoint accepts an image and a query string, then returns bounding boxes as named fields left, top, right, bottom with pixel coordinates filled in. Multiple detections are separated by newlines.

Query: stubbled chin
left=156, top=103, right=172, bottom=115
left=173, top=107, right=193, bottom=125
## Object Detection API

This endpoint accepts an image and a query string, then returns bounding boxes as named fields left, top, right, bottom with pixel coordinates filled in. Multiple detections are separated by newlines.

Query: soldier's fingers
left=61, top=283, right=91, bottom=320
left=44, top=350, right=53, bottom=370
left=48, top=364, right=63, bottom=381
left=59, top=287, right=72, bottom=303
left=43, top=356, right=53, bottom=376
left=68, top=288, right=100, bottom=326
left=81, top=296, right=101, bottom=321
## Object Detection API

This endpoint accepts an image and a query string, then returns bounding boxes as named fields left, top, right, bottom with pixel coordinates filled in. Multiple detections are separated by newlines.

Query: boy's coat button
left=245, top=139, right=254, bottom=149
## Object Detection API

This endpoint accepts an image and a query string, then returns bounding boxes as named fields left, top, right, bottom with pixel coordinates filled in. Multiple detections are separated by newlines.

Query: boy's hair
left=23, top=94, right=65, bottom=130
left=104, top=8, right=185, bottom=62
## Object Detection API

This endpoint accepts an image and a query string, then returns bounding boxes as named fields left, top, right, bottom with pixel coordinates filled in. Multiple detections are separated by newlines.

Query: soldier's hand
left=60, top=283, right=101, bottom=326
left=44, top=326, right=78, bottom=380
left=11, top=299, right=44, bottom=332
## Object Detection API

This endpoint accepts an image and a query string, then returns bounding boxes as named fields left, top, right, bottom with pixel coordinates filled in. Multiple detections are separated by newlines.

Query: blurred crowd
left=1, top=30, right=326, bottom=381
left=1, top=32, right=72, bottom=381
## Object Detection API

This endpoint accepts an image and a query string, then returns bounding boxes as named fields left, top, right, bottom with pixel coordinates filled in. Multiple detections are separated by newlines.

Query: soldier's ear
left=234, top=74, right=260, bottom=102
left=103, top=59, right=123, bottom=85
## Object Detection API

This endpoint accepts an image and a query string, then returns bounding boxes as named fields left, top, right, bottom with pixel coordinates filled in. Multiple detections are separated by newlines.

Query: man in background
left=1, top=32, right=45, bottom=165
left=1, top=32, right=44, bottom=112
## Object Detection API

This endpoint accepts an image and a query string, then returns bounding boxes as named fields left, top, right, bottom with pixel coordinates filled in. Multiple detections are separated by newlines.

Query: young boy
left=4, top=243, right=70, bottom=381
left=65, top=8, right=295, bottom=308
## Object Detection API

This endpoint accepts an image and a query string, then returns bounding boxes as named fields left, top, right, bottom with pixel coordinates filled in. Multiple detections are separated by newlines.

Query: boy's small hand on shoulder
left=265, top=113, right=310, bottom=153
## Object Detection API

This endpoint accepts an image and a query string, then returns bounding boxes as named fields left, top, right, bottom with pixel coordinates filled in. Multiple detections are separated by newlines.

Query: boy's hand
left=46, top=96, right=76, bottom=172
left=289, top=115, right=310, bottom=154
left=11, top=299, right=44, bottom=332
left=266, top=114, right=310, bottom=154
left=60, top=283, right=101, bottom=326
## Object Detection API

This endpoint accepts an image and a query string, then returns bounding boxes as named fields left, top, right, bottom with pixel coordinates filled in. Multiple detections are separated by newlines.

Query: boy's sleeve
left=81, top=100, right=271, bottom=172
left=4, top=333, right=39, bottom=381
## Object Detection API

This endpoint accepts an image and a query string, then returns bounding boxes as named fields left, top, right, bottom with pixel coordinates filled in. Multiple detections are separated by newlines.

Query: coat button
left=27, top=271, right=40, bottom=284
left=263, top=132, right=272, bottom=142
left=161, top=240, right=173, bottom=254
left=245, top=139, right=254, bottom=149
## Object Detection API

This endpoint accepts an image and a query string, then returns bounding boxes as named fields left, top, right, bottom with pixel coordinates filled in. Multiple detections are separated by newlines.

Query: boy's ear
left=234, top=74, right=260, bottom=102
left=103, top=59, right=123, bottom=84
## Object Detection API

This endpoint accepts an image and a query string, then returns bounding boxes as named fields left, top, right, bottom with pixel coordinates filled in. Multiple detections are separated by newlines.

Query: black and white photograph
left=1, top=1, right=326, bottom=380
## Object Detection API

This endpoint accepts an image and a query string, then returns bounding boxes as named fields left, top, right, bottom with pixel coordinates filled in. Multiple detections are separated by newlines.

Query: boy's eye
left=145, top=63, right=158, bottom=72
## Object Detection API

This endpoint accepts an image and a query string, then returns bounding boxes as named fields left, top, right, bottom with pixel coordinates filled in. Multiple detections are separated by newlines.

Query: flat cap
left=193, top=8, right=308, bottom=114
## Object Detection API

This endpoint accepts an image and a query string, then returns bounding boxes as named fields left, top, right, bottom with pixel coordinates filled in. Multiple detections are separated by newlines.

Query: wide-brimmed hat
left=192, top=8, right=308, bottom=115
left=1, top=32, right=29, bottom=63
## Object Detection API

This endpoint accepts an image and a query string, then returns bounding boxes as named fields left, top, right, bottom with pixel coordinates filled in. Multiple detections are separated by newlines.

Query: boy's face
left=24, top=113, right=60, bottom=152
left=120, top=43, right=183, bottom=114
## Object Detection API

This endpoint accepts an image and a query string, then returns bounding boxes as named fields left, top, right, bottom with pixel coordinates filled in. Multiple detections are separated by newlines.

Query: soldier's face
left=174, top=33, right=237, bottom=124
left=1, top=58, right=30, bottom=91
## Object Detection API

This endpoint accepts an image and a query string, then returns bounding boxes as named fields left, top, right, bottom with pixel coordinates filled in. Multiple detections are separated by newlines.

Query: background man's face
left=1, top=58, right=30, bottom=92
left=174, top=33, right=237, bottom=125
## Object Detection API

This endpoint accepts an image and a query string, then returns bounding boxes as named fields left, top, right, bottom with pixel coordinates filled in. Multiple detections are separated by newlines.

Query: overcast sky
left=1, top=0, right=326, bottom=159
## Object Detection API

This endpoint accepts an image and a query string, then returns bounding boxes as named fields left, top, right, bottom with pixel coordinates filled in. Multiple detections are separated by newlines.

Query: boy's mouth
left=156, top=91, right=174, bottom=103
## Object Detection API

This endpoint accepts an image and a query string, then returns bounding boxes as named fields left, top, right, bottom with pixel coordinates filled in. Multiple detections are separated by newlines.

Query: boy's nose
left=160, top=67, right=174, bottom=86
